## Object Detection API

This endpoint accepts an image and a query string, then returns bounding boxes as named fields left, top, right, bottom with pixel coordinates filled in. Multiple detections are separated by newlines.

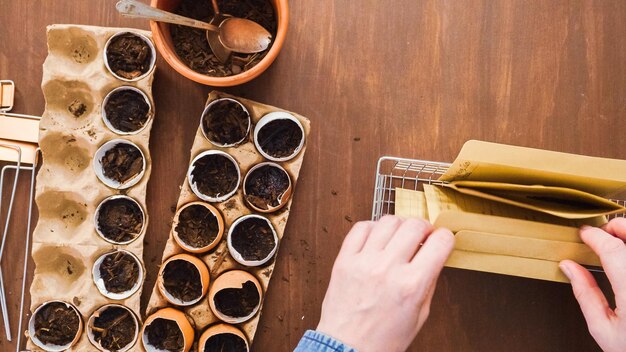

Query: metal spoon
left=207, top=0, right=232, bottom=63
left=116, top=0, right=272, bottom=54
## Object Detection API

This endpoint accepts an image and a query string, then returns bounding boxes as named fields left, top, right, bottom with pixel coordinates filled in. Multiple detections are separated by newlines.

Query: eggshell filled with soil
left=253, top=111, right=305, bottom=162
left=157, top=254, right=210, bottom=306
left=93, top=139, right=146, bottom=189
left=173, top=201, right=224, bottom=254
left=87, top=304, right=140, bottom=352
left=92, top=249, right=145, bottom=300
left=29, top=300, right=83, bottom=351
left=187, top=150, right=240, bottom=202
left=227, top=214, right=278, bottom=267
left=94, top=195, right=146, bottom=245
left=142, top=307, right=194, bottom=352
left=200, top=98, right=251, bottom=147
left=243, top=162, right=292, bottom=213
left=101, top=85, right=153, bottom=135
left=208, top=270, right=263, bottom=324
left=198, top=324, right=249, bottom=352
left=103, top=31, right=156, bottom=82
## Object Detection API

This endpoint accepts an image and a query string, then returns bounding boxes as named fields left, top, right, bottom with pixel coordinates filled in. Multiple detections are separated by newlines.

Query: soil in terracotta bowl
left=145, top=318, right=184, bottom=352
left=106, top=33, right=152, bottom=80
left=163, top=260, right=202, bottom=302
left=99, top=251, right=140, bottom=293
left=257, top=119, right=303, bottom=158
left=97, top=198, right=143, bottom=243
left=101, top=143, right=143, bottom=184
left=171, top=0, right=277, bottom=76
left=202, top=100, right=249, bottom=145
left=91, top=306, right=136, bottom=350
left=245, top=165, right=289, bottom=210
left=213, top=281, right=260, bottom=318
left=175, top=205, right=219, bottom=249
left=204, top=333, right=247, bottom=352
left=190, top=154, right=238, bottom=198
left=104, top=90, right=150, bottom=132
left=231, top=218, right=275, bottom=261
left=34, top=302, right=80, bottom=346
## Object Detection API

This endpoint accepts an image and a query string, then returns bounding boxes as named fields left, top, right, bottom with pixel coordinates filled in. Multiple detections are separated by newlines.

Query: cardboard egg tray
left=29, top=24, right=156, bottom=351
left=145, top=91, right=311, bottom=346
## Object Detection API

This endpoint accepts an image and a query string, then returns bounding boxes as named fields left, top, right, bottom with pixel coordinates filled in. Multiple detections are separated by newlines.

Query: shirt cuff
left=294, top=330, right=358, bottom=352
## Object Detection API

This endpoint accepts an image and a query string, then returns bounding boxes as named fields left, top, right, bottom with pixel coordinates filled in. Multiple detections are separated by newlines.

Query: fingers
left=559, top=260, right=613, bottom=329
left=602, top=217, right=626, bottom=241
left=384, top=218, right=433, bottom=263
left=580, top=226, right=626, bottom=307
left=410, top=228, right=455, bottom=285
left=338, top=221, right=375, bottom=256
left=362, top=216, right=402, bottom=252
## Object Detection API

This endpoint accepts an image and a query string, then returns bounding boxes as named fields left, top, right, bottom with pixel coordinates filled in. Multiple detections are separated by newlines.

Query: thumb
left=559, top=260, right=612, bottom=328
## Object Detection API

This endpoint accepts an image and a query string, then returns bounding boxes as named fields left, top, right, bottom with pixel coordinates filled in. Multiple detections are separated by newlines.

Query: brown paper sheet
left=394, top=188, right=427, bottom=219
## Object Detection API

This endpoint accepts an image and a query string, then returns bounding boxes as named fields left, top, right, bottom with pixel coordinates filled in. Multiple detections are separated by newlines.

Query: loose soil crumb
left=203, top=333, right=247, bottom=352
left=97, top=197, right=143, bottom=243
left=101, top=143, right=143, bottom=184
left=175, top=204, right=219, bottom=248
left=106, top=33, right=152, bottom=80
left=68, top=99, right=86, bottom=117
left=34, top=302, right=80, bottom=346
left=162, top=260, right=202, bottom=302
left=99, top=251, right=140, bottom=293
left=190, top=154, right=238, bottom=198
left=245, top=165, right=289, bottom=210
left=145, top=318, right=184, bottom=352
left=214, top=280, right=260, bottom=318
left=171, top=0, right=277, bottom=77
left=104, top=89, right=150, bottom=132
left=231, top=217, right=275, bottom=261
left=90, top=306, right=136, bottom=351
left=202, top=99, right=249, bottom=145
left=257, top=119, right=303, bottom=158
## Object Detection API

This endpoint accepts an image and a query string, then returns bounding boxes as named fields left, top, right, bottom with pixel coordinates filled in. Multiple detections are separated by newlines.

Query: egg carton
left=28, top=24, right=156, bottom=351
left=145, top=91, right=311, bottom=348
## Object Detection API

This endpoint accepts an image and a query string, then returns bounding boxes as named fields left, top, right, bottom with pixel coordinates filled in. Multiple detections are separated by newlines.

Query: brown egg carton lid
left=29, top=24, right=156, bottom=352
left=145, top=91, right=311, bottom=346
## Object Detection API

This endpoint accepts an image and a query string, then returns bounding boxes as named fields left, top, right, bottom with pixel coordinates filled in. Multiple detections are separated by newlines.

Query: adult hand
left=316, top=216, right=455, bottom=352
left=560, top=218, right=626, bottom=352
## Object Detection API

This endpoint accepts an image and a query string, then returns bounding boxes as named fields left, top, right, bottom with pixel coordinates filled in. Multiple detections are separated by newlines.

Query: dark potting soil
left=101, top=143, right=143, bottom=184
left=99, top=251, right=140, bottom=293
left=145, top=318, right=184, bottom=352
left=104, top=89, right=150, bottom=132
left=68, top=99, right=87, bottom=118
left=257, top=119, right=303, bottom=158
left=231, top=217, right=275, bottom=261
left=245, top=165, right=289, bottom=210
left=34, top=302, right=80, bottom=346
left=214, top=280, right=260, bottom=318
left=171, top=0, right=277, bottom=77
left=175, top=204, right=219, bottom=248
left=162, top=260, right=202, bottom=302
left=106, top=33, right=152, bottom=80
left=190, top=154, right=238, bottom=198
left=203, top=333, right=247, bottom=352
left=91, top=306, right=136, bottom=350
left=202, top=100, right=249, bottom=146
left=97, top=197, right=143, bottom=243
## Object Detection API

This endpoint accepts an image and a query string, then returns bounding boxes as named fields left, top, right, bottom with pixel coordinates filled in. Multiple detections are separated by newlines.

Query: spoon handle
left=116, top=0, right=219, bottom=32
left=211, top=0, right=220, bottom=14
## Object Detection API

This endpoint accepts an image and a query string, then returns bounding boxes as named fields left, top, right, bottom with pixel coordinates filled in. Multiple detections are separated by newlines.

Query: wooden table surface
left=2, top=0, right=625, bottom=351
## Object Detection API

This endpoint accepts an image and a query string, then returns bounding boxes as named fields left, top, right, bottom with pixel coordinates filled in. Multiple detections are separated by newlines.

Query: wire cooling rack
left=371, top=156, right=626, bottom=221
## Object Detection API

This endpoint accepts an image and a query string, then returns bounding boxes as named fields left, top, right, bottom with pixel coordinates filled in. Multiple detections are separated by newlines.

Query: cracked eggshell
left=208, top=270, right=263, bottom=324
left=103, top=31, right=157, bottom=82
left=253, top=111, right=305, bottom=162
left=142, top=307, right=194, bottom=352
left=92, top=249, right=145, bottom=300
left=200, top=98, right=251, bottom=147
left=227, top=214, right=278, bottom=267
left=29, top=300, right=83, bottom=352
left=94, top=195, right=146, bottom=245
left=173, top=201, right=225, bottom=254
left=87, top=304, right=140, bottom=352
left=243, top=162, right=292, bottom=213
left=157, top=254, right=210, bottom=306
left=93, top=139, right=146, bottom=190
left=187, top=150, right=241, bottom=202
left=101, top=85, right=154, bottom=135
left=198, top=324, right=249, bottom=352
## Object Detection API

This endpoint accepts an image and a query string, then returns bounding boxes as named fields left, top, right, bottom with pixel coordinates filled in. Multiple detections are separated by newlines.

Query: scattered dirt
left=175, top=204, right=220, bottom=248
left=231, top=217, right=276, bottom=261
left=68, top=99, right=86, bottom=117
left=162, top=260, right=202, bottom=302
left=257, top=119, right=303, bottom=158
left=202, top=99, right=249, bottom=145
left=34, top=302, right=80, bottom=346
left=190, top=154, right=238, bottom=198
left=104, top=89, right=150, bottom=132
left=145, top=318, right=184, bottom=352
left=245, top=165, right=289, bottom=210
left=203, top=333, right=247, bottom=352
left=97, top=197, right=143, bottom=243
left=106, top=33, right=152, bottom=80
left=214, top=280, right=260, bottom=318
left=101, top=143, right=143, bottom=184
left=90, top=306, right=136, bottom=350
left=99, top=251, right=140, bottom=293
left=171, top=0, right=277, bottom=76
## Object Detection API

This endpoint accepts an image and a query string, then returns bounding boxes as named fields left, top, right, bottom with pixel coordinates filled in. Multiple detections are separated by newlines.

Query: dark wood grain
left=2, top=0, right=626, bottom=351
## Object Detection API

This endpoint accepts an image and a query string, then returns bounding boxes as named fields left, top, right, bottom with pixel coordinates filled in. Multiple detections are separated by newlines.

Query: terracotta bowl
left=149, top=0, right=289, bottom=86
